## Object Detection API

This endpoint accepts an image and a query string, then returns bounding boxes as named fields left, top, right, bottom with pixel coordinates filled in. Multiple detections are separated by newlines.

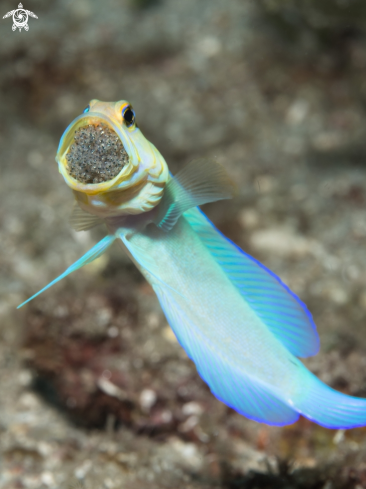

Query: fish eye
left=83, top=105, right=90, bottom=114
left=122, top=106, right=135, bottom=127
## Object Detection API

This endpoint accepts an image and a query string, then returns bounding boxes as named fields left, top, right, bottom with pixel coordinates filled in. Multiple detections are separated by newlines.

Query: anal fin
left=154, top=282, right=299, bottom=426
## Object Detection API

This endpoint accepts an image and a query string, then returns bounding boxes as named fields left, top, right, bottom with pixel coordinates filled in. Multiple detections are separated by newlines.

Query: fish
left=18, top=99, right=366, bottom=429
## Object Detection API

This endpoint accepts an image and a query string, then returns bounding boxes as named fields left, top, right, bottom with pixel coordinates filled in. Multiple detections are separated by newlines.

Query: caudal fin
left=294, top=372, right=366, bottom=429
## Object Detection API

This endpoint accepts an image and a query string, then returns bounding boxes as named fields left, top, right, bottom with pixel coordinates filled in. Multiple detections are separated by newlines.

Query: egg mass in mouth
left=66, top=123, right=129, bottom=184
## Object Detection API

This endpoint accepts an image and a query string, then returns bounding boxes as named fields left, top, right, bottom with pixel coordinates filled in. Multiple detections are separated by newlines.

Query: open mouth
left=65, top=122, right=129, bottom=185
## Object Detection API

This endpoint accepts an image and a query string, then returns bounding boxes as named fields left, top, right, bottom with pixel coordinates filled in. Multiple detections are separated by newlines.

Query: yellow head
left=56, top=100, right=169, bottom=217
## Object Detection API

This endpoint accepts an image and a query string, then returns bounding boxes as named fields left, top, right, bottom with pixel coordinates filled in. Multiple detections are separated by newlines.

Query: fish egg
left=66, top=123, right=129, bottom=184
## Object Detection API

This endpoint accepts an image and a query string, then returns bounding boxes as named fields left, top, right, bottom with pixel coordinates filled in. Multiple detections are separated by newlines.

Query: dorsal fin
left=154, top=159, right=235, bottom=232
left=184, top=208, right=320, bottom=358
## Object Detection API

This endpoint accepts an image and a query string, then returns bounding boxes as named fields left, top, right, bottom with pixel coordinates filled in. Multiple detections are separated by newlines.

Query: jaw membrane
left=66, top=123, right=129, bottom=184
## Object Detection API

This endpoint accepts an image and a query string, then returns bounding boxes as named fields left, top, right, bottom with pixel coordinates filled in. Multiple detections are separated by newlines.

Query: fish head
left=56, top=99, right=169, bottom=216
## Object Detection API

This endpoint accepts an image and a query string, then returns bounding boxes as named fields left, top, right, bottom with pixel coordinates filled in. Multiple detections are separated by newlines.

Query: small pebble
left=140, top=388, right=157, bottom=412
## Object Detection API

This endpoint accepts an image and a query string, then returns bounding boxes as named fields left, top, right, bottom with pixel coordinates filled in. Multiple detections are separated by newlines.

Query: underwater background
left=1, top=0, right=366, bottom=487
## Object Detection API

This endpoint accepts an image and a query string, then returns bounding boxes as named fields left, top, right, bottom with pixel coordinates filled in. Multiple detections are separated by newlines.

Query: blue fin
left=294, top=372, right=366, bottom=429
left=154, top=282, right=299, bottom=426
left=17, top=235, right=115, bottom=309
left=184, top=208, right=319, bottom=358
left=117, top=227, right=298, bottom=426
left=155, top=159, right=234, bottom=232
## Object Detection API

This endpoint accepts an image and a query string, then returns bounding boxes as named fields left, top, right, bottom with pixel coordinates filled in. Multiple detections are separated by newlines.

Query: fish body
left=116, top=214, right=301, bottom=426
left=19, top=99, right=366, bottom=429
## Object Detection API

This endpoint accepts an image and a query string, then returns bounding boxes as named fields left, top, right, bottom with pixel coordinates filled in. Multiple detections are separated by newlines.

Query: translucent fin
left=184, top=208, right=319, bottom=358
left=154, top=282, right=299, bottom=426
left=17, top=235, right=115, bottom=309
left=155, top=159, right=235, bottom=232
left=70, top=203, right=103, bottom=232
left=294, top=371, right=366, bottom=429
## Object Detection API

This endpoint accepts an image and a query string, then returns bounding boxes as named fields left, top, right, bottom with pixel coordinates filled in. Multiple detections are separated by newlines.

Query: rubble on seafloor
left=258, top=0, right=366, bottom=49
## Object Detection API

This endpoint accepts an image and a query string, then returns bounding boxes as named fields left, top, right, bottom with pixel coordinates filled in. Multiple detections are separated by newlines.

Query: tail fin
left=294, top=372, right=366, bottom=429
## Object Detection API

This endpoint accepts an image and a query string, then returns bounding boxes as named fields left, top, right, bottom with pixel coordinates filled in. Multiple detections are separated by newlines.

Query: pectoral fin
left=154, top=159, right=235, bottom=232
left=17, top=235, right=115, bottom=309
left=70, top=203, right=104, bottom=232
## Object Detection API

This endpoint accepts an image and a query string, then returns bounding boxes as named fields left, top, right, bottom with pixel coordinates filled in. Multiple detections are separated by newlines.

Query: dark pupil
left=124, top=108, right=134, bottom=125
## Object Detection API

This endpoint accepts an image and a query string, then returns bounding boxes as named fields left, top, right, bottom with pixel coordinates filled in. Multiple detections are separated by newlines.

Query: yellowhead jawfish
left=19, top=99, right=366, bottom=429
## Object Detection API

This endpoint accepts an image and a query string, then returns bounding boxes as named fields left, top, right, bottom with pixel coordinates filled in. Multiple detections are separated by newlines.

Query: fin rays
left=154, top=282, right=299, bottom=426
left=295, top=373, right=366, bottom=429
left=154, top=159, right=235, bottom=232
left=184, top=208, right=320, bottom=358
left=70, top=203, right=104, bottom=231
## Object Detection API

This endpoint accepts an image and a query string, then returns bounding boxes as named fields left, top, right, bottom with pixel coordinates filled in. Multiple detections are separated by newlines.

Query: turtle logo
left=3, top=3, right=38, bottom=31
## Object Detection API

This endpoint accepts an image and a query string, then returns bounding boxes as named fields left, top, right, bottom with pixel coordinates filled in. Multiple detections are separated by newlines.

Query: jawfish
left=19, top=99, right=366, bottom=429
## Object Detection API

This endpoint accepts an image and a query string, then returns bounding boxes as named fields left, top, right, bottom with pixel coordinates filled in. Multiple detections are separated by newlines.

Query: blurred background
left=2, top=0, right=366, bottom=487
